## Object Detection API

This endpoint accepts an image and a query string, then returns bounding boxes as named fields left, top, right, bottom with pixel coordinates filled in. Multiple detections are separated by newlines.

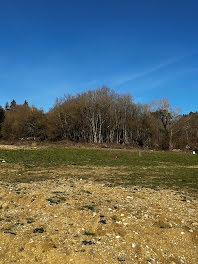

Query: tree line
left=0, top=87, right=197, bottom=151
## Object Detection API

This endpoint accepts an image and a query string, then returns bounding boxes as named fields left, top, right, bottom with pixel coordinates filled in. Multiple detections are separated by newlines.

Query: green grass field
left=0, top=147, right=198, bottom=196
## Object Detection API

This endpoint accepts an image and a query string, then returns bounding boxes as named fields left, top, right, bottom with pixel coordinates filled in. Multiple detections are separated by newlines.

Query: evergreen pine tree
left=10, top=99, right=17, bottom=110
left=23, top=100, right=29, bottom=107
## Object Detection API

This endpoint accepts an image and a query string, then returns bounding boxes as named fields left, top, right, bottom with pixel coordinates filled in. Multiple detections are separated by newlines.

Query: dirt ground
left=0, top=177, right=197, bottom=264
left=0, top=144, right=37, bottom=150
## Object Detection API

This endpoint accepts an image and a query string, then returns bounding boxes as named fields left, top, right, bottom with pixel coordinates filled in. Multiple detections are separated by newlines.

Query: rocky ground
left=0, top=177, right=197, bottom=264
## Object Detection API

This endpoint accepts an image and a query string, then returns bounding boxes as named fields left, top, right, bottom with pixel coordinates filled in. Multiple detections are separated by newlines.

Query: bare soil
left=0, top=177, right=197, bottom=264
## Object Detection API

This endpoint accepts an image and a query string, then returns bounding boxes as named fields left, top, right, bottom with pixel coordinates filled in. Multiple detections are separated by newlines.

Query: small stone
left=82, top=240, right=95, bottom=245
left=33, top=227, right=45, bottom=233
left=132, top=243, right=136, bottom=248
left=99, top=219, right=106, bottom=224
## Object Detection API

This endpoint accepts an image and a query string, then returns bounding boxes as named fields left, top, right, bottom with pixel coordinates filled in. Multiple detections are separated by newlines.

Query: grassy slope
left=0, top=147, right=197, bottom=196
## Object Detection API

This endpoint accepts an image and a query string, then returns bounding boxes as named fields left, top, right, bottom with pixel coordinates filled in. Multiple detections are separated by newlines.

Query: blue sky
left=0, top=0, right=197, bottom=113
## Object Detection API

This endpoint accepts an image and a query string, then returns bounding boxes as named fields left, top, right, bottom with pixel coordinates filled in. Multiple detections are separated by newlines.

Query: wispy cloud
left=111, top=52, right=197, bottom=87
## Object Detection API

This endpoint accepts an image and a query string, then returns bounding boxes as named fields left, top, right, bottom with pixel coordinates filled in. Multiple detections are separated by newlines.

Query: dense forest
left=0, top=87, right=197, bottom=151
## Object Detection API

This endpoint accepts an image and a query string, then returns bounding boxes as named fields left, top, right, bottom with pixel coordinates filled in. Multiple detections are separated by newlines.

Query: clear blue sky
left=0, top=0, right=197, bottom=113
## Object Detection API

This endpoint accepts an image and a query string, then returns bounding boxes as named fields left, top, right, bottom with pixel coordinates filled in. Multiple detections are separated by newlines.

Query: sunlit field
left=0, top=146, right=198, bottom=263
left=0, top=147, right=197, bottom=196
